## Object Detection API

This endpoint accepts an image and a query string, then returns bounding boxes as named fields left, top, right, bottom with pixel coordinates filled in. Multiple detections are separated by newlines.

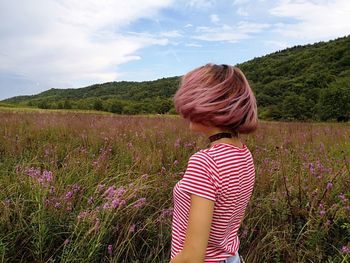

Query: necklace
left=208, top=132, right=238, bottom=143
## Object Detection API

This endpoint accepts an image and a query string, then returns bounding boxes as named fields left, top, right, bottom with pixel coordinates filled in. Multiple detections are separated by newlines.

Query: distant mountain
left=2, top=35, right=349, bottom=121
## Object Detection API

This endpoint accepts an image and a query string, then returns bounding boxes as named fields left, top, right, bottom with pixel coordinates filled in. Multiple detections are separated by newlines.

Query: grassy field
left=0, top=108, right=349, bottom=262
left=0, top=103, right=114, bottom=114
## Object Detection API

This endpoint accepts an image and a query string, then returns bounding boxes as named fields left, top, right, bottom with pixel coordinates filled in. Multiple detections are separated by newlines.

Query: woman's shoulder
left=190, top=142, right=250, bottom=165
left=196, top=143, right=253, bottom=166
left=189, top=149, right=219, bottom=172
left=190, top=149, right=212, bottom=161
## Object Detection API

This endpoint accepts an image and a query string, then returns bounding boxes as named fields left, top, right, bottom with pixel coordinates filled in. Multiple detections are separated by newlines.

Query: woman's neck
left=209, top=136, right=243, bottom=148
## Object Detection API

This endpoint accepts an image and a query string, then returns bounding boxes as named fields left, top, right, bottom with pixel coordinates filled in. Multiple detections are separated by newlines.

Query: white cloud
left=185, top=0, right=216, bottom=9
left=236, top=7, right=248, bottom=16
left=193, top=21, right=270, bottom=42
left=270, top=0, right=350, bottom=40
left=233, top=0, right=249, bottom=5
left=0, top=0, right=173, bottom=88
left=184, top=23, right=193, bottom=28
left=232, top=0, right=250, bottom=16
left=160, top=30, right=183, bottom=38
left=185, top=43, right=203, bottom=47
left=210, top=14, right=220, bottom=23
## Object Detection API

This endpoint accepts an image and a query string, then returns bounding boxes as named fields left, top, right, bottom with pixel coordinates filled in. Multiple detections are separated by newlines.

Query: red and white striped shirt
left=171, top=142, right=255, bottom=263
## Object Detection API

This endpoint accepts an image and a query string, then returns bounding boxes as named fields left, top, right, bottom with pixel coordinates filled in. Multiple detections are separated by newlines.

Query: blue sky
left=1, top=0, right=350, bottom=100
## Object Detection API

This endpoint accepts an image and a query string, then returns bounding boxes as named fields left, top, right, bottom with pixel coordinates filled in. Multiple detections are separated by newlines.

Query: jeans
left=218, top=252, right=241, bottom=263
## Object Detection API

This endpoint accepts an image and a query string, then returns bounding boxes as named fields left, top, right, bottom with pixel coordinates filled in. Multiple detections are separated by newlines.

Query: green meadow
left=0, top=108, right=349, bottom=262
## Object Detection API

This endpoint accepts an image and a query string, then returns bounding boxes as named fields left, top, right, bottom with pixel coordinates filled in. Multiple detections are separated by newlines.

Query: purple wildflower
left=4, top=198, right=11, bottom=206
left=54, top=202, right=61, bottom=209
left=44, top=148, right=50, bottom=158
left=79, top=146, right=88, bottom=154
left=119, top=200, right=126, bottom=208
left=161, top=208, right=173, bottom=218
left=24, top=167, right=54, bottom=186
left=339, top=193, right=348, bottom=202
left=44, top=198, right=51, bottom=207
left=326, top=182, right=333, bottom=190
left=15, top=165, right=22, bottom=174
left=103, top=202, right=110, bottom=210
left=77, top=211, right=89, bottom=220
left=25, top=167, right=41, bottom=178
left=241, top=229, right=248, bottom=239
left=49, top=186, right=56, bottom=194
left=316, top=159, right=324, bottom=171
left=111, top=199, right=120, bottom=209
left=133, top=197, right=146, bottom=209
left=318, top=203, right=326, bottom=216
left=92, top=147, right=111, bottom=169
left=116, top=187, right=126, bottom=197
left=104, top=186, right=116, bottom=199
left=341, top=246, right=350, bottom=254
left=157, top=208, right=174, bottom=224
left=185, top=141, right=196, bottom=148
left=97, top=184, right=105, bottom=193
left=72, top=184, right=81, bottom=192
left=88, top=196, right=94, bottom=205
left=308, top=163, right=315, bottom=176
left=129, top=224, right=136, bottom=233
left=108, top=244, right=113, bottom=256
left=240, top=226, right=248, bottom=239
left=65, top=191, right=73, bottom=199
left=66, top=203, right=72, bottom=211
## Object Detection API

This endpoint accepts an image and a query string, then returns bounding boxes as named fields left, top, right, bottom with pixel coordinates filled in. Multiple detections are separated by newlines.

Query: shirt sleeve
left=179, top=151, right=218, bottom=202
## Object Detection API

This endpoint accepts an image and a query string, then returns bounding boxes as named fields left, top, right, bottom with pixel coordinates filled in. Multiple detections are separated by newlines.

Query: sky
left=0, top=0, right=350, bottom=100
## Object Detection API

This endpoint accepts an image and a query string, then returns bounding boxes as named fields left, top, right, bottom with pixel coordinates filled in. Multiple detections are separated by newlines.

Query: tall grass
left=0, top=110, right=349, bottom=262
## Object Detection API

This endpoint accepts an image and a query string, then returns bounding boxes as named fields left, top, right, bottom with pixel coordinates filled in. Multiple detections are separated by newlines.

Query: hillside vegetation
left=1, top=35, right=349, bottom=121
left=237, top=35, right=350, bottom=121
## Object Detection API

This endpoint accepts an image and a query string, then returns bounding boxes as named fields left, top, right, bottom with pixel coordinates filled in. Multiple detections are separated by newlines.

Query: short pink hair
left=173, top=63, right=258, bottom=134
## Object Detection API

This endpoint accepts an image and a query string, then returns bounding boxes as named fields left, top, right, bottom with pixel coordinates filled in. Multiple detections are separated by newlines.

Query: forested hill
left=2, top=35, right=350, bottom=121
left=1, top=77, right=181, bottom=115
left=237, top=35, right=350, bottom=121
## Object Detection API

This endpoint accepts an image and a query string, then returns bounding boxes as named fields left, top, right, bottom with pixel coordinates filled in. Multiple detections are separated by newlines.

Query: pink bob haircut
left=173, top=63, right=258, bottom=134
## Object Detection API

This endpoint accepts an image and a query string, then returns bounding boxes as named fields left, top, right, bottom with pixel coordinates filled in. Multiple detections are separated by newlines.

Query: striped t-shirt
left=171, top=142, right=255, bottom=263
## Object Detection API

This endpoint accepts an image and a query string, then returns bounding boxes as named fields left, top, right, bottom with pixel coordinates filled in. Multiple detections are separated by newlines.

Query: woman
left=170, top=63, right=258, bottom=263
